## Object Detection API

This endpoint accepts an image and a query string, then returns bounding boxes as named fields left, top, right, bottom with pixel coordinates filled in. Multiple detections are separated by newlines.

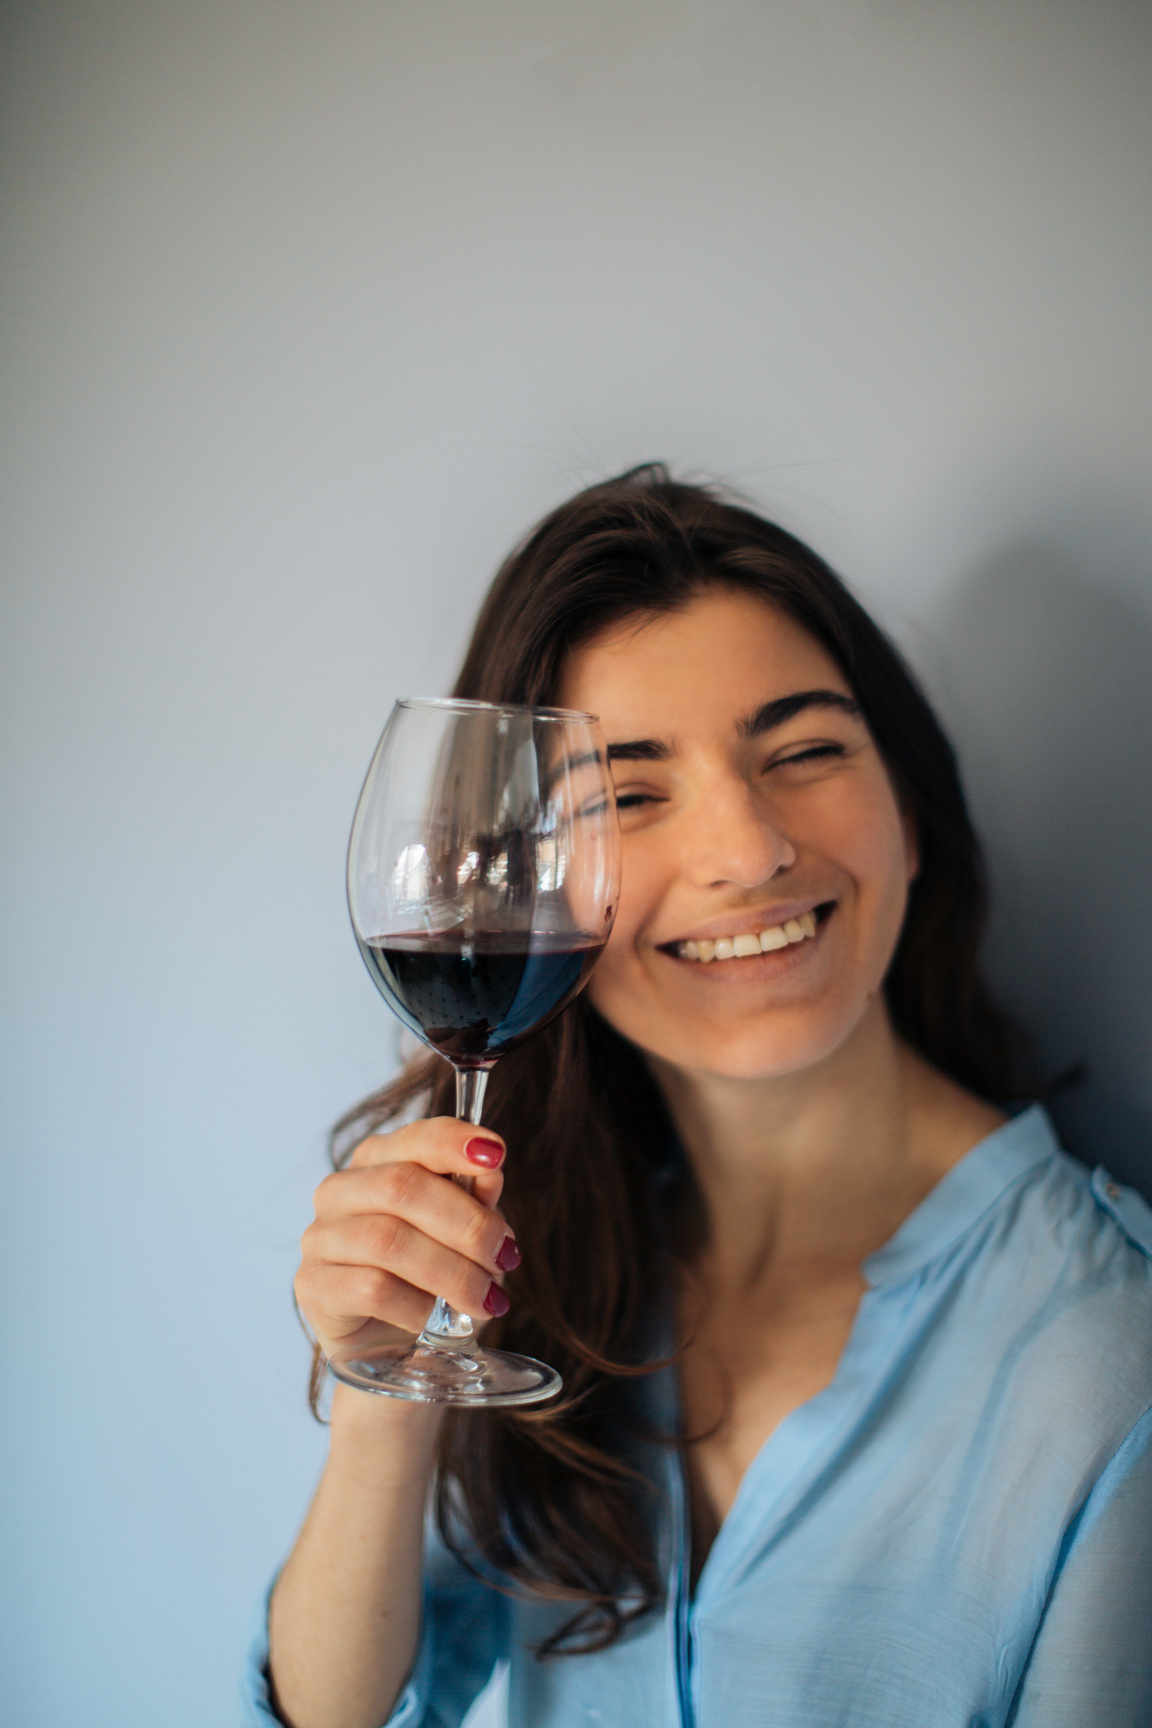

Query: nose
left=681, top=769, right=796, bottom=889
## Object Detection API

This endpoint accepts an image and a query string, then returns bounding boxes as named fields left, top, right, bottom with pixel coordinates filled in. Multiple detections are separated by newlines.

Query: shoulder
left=1086, top=1163, right=1152, bottom=1261
left=1024, top=1133, right=1152, bottom=1287
left=1002, top=1128, right=1152, bottom=1420
left=971, top=1102, right=1152, bottom=1269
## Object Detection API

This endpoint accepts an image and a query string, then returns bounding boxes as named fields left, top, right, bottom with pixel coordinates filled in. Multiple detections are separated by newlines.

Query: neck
left=648, top=1001, right=999, bottom=1288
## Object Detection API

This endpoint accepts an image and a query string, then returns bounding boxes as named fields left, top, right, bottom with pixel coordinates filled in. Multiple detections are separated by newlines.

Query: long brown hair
left=318, top=466, right=1024, bottom=1653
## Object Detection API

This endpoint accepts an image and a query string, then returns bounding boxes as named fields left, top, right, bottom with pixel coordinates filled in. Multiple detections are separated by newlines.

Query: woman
left=247, top=468, right=1152, bottom=1728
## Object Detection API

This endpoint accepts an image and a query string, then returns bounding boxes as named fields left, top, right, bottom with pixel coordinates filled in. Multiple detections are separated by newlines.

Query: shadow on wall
left=926, top=542, right=1152, bottom=1202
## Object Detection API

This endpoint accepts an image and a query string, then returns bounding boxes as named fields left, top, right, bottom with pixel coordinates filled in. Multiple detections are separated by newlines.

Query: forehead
left=557, top=588, right=850, bottom=735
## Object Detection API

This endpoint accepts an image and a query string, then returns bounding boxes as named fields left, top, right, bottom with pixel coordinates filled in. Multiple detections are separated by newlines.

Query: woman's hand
left=295, top=1118, right=520, bottom=1364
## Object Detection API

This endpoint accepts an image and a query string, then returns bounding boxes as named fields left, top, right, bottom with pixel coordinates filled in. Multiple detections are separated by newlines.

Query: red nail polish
left=495, top=1235, right=521, bottom=1273
left=484, top=1282, right=510, bottom=1317
left=465, top=1136, right=505, bottom=1167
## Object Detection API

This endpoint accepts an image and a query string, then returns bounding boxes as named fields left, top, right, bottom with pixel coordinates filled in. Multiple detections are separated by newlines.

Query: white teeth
left=677, top=911, right=825, bottom=962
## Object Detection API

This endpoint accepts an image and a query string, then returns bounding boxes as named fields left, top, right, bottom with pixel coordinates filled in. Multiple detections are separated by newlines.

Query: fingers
left=303, top=1207, right=511, bottom=1333
left=348, top=1117, right=506, bottom=1178
left=309, top=1162, right=516, bottom=1286
left=296, top=1259, right=448, bottom=1343
left=346, top=1119, right=506, bottom=1210
left=331, top=1118, right=507, bottom=1220
left=315, top=1158, right=509, bottom=1255
left=296, top=1117, right=519, bottom=1354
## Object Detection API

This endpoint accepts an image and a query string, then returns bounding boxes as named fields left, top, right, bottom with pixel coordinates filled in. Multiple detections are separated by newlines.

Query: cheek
left=586, top=838, right=659, bottom=994
left=860, top=812, right=911, bottom=893
left=597, top=845, right=652, bottom=961
left=837, top=795, right=915, bottom=962
left=805, top=782, right=913, bottom=969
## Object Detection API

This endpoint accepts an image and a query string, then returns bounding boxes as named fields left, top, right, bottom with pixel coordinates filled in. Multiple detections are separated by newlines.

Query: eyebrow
left=606, top=689, right=860, bottom=762
left=737, top=689, right=860, bottom=738
left=605, top=737, right=672, bottom=763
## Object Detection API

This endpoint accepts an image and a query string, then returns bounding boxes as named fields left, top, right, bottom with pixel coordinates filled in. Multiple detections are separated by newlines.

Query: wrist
left=324, top=1381, right=444, bottom=1493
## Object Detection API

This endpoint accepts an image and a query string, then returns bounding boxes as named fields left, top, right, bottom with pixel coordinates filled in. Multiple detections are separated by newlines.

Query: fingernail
left=465, top=1136, right=505, bottom=1168
left=495, top=1235, right=521, bottom=1273
left=483, top=1282, right=510, bottom=1318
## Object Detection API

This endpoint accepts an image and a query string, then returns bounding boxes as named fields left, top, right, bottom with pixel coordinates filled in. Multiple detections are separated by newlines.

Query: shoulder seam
left=1090, top=1166, right=1152, bottom=1261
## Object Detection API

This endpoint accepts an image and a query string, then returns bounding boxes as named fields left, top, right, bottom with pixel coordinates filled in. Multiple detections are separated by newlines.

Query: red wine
left=358, top=929, right=605, bottom=1063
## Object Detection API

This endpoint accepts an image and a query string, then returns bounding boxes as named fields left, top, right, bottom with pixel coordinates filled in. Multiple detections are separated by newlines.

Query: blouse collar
left=862, top=1103, right=1059, bottom=1289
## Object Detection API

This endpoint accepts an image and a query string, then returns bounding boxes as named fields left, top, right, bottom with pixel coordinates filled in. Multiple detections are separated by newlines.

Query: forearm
left=268, top=1386, right=444, bottom=1728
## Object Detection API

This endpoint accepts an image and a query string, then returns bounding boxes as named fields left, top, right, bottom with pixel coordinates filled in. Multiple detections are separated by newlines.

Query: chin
left=621, top=1002, right=872, bottom=1084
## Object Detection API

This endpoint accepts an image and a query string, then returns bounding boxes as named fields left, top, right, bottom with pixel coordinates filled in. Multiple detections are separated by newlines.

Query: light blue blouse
left=244, top=1106, right=1152, bottom=1726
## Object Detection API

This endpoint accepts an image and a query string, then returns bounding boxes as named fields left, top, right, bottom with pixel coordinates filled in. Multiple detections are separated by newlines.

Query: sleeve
left=1007, top=1404, right=1152, bottom=1728
left=240, top=1529, right=510, bottom=1728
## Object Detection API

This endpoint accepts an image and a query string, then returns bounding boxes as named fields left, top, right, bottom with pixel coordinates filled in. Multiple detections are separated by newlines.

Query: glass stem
left=454, top=1065, right=490, bottom=1129
left=417, top=1066, right=492, bottom=1353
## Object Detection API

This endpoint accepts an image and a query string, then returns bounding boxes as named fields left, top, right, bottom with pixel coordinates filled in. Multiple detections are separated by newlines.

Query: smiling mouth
left=663, top=901, right=836, bottom=963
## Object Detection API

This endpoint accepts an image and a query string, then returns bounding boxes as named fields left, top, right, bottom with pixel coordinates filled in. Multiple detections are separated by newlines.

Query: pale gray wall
left=2, top=3, right=1150, bottom=1723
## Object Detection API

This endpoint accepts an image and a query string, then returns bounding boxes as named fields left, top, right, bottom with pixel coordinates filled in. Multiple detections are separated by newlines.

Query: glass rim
left=396, top=696, right=600, bottom=724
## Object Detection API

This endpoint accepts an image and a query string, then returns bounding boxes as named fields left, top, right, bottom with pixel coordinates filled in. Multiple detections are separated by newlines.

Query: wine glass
left=331, top=698, right=621, bottom=1406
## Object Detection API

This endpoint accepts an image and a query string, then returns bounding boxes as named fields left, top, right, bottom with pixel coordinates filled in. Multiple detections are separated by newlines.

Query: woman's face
left=555, top=587, right=917, bottom=1082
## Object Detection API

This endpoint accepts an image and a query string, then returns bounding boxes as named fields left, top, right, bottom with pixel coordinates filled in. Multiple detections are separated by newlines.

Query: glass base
left=328, top=1341, right=563, bottom=1407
